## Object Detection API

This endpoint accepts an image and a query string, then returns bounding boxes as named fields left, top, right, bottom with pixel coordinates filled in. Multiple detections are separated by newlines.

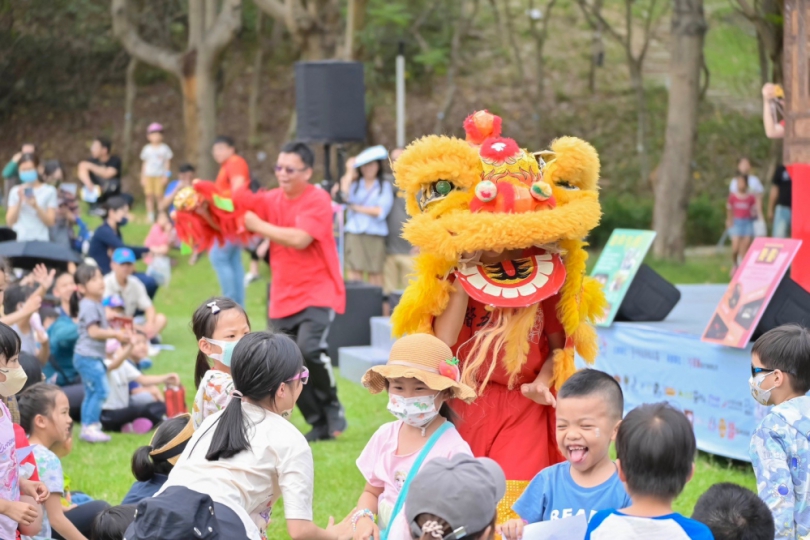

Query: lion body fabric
left=390, top=111, right=607, bottom=520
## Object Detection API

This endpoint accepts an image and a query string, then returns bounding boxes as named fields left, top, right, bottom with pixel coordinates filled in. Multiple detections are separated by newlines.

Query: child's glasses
left=287, top=368, right=310, bottom=385
left=751, top=365, right=775, bottom=378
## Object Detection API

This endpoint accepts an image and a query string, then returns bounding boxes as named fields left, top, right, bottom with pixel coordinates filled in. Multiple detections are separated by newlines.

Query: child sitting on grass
left=499, top=369, right=630, bottom=539
left=122, top=414, right=193, bottom=504
left=190, top=297, right=250, bottom=429
left=143, top=211, right=173, bottom=287
left=100, top=337, right=179, bottom=434
left=748, top=324, right=810, bottom=539
left=350, top=333, right=476, bottom=540
left=692, top=483, right=774, bottom=540
left=90, top=505, right=136, bottom=540
left=584, top=403, right=712, bottom=539
left=19, top=383, right=111, bottom=540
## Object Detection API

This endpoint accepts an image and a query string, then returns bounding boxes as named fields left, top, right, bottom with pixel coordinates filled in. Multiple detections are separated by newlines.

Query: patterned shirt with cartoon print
left=192, top=370, right=234, bottom=429
left=750, top=395, right=810, bottom=540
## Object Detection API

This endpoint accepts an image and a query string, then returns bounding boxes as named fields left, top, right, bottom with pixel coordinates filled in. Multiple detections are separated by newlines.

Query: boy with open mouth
left=499, top=369, right=629, bottom=538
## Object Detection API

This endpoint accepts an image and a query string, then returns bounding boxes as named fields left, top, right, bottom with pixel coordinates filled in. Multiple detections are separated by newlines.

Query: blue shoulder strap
left=381, top=421, right=452, bottom=540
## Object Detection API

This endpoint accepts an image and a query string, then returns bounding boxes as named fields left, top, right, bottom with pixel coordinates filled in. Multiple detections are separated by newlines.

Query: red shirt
left=452, top=294, right=564, bottom=386
left=728, top=192, right=756, bottom=220
left=215, top=155, right=250, bottom=195
left=13, top=424, right=39, bottom=482
left=256, top=185, right=346, bottom=319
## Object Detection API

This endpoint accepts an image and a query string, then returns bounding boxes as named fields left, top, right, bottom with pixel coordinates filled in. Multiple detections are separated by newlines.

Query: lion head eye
left=555, top=180, right=580, bottom=191
left=418, top=180, right=456, bottom=210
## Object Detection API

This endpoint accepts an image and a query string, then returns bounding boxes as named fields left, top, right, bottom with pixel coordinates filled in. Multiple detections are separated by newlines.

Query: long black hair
left=204, top=332, right=303, bottom=461
left=0, top=322, right=21, bottom=364
left=192, top=296, right=250, bottom=387
left=131, top=415, right=191, bottom=482
left=18, top=383, right=62, bottom=434
left=69, top=264, right=100, bottom=318
left=353, top=159, right=386, bottom=194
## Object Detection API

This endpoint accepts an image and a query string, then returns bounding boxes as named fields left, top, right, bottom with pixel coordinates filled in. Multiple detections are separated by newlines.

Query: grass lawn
left=53, top=216, right=753, bottom=537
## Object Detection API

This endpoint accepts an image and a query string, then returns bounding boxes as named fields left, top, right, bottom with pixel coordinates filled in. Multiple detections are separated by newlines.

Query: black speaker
left=388, top=290, right=403, bottom=312
left=295, top=61, right=366, bottom=143
left=327, top=281, right=383, bottom=366
left=614, top=264, right=681, bottom=322
left=752, top=275, right=810, bottom=340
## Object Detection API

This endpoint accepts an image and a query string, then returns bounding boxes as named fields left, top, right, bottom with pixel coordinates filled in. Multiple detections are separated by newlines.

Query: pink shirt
left=728, top=192, right=756, bottom=220
left=356, top=420, right=471, bottom=535
left=143, top=224, right=171, bottom=265
left=0, top=400, right=20, bottom=540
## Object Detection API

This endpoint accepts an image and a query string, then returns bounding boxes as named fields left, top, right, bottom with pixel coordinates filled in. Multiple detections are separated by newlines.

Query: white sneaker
left=244, top=273, right=260, bottom=287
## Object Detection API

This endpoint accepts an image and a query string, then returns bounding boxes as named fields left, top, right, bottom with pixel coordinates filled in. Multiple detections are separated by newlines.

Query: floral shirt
left=0, top=400, right=19, bottom=540
left=750, top=396, right=810, bottom=539
left=192, top=370, right=234, bottom=430
left=29, top=444, right=64, bottom=540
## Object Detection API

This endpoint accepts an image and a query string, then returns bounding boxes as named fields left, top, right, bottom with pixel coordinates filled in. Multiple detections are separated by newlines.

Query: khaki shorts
left=142, top=175, right=166, bottom=196
left=383, top=253, right=414, bottom=294
left=345, top=233, right=386, bottom=274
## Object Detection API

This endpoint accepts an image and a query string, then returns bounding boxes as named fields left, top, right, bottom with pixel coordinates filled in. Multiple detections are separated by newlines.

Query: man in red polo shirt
left=209, top=135, right=250, bottom=307
left=244, top=141, right=347, bottom=441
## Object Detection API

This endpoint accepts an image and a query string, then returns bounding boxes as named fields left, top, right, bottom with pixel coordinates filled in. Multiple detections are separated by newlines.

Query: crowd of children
left=0, top=242, right=809, bottom=539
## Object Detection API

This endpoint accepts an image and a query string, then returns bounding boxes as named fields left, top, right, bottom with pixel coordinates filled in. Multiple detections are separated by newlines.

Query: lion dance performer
left=390, top=111, right=606, bottom=521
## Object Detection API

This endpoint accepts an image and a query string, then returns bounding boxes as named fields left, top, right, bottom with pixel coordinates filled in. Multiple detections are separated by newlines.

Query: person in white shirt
left=729, top=157, right=764, bottom=195
left=104, top=248, right=168, bottom=339
left=5, top=153, right=57, bottom=242
left=153, top=332, right=348, bottom=540
left=140, top=123, right=173, bottom=223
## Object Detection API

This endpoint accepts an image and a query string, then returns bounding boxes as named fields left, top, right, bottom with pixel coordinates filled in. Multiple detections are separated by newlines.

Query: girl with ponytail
left=190, top=296, right=250, bottom=429
left=153, top=332, right=345, bottom=540
left=122, top=414, right=193, bottom=504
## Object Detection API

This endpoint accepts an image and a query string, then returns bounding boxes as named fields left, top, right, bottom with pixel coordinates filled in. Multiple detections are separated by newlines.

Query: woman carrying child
left=351, top=333, right=476, bottom=540
left=190, top=297, right=250, bottom=429
left=70, top=265, right=130, bottom=443
left=136, top=332, right=344, bottom=540
left=122, top=414, right=194, bottom=504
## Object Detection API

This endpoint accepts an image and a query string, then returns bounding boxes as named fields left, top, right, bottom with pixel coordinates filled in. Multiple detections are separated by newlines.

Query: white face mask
left=749, top=372, right=776, bottom=406
left=0, top=366, right=28, bottom=397
left=387, top=393, right=441, bottom=435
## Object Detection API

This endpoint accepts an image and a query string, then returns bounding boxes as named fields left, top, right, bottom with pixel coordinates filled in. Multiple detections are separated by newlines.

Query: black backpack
left=124, top=486, right=238, bottom=540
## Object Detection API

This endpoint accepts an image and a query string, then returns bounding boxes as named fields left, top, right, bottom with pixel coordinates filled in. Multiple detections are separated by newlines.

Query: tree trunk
left=122, top=57, right=138, bottom=174
left=588, top=0, right=604, bottom=94
left=179, top=54, right=201, bottom=173
left=196, top=53, right=219, bottom=179
left=652, top=0, right=707, bottom=261
left=343, top=0, right=367, bottom=60
left=248, top=12, right=265, bottom=147
left=629, top=62, right=650, bottom=185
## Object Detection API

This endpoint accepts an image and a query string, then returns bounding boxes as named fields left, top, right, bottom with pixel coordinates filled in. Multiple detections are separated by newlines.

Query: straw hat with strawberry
left=362, top=333, right=476, bottom=403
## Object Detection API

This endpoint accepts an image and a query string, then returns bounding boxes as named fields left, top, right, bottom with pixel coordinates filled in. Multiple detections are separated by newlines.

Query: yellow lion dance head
left=391, top=111, right=607, bottom=390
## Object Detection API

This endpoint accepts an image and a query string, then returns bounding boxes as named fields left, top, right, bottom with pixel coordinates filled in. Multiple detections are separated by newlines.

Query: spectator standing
left=43, top=160, right=81, bottom=251
left=727, top=174, right=758, bottom=275
left=104, top=248, right=168, bottom=340
left=140, top=123, right=173, bottom=223
left=730, top=157, right=764, bottom=197
left=244, top=141, right=347, bottom=442
left=769, top=164, right=792, bottom=238
left=210, top=136, right=250, bottom=307
left=384, top=148, right=414, bottom=315
left=6, top=154, right=57, bottom=242
left=2, top=142, right=36, bottom=205
left=160, top=163, right=195, bottom=214
left=339, top=145, right=394, bottom=287
left=88, top=196, right=159, bottom=299
left=77, top=137, right=130, bottom=211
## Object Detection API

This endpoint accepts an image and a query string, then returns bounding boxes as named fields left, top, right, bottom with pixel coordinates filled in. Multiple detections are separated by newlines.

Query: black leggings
left=52, top=500, right=110, bottom=540
left=100, top=401, right=166, bottom=432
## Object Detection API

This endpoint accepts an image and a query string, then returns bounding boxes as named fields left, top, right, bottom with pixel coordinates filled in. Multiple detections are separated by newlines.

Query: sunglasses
left=751, top=365, right=777, bottom=378
left=287, top=368, right=310, bottom=385
left=274, top=165, right=308, bottom=175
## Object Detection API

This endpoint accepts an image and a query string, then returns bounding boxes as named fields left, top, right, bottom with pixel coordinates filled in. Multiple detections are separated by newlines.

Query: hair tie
left=421, top=521, right=444, bottom=538
left=207, top=301, right=220, bottom=314
left=230, top=390, right=243, bottom=400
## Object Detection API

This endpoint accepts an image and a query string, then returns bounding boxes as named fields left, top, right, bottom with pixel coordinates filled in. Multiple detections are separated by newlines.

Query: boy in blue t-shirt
left=585, top=403, right=713, bottom=540
left=499, top=369, right=630, bottom=539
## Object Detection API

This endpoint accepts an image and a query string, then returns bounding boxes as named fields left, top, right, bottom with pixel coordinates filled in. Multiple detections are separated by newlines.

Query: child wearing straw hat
left=350, top=333, right=477, bottom=540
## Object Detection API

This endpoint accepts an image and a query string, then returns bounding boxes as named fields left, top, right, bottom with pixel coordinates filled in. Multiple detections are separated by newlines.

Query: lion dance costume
left=391, top=111, right=607, bottom=521
left=172, top=181, right=258, bottom=252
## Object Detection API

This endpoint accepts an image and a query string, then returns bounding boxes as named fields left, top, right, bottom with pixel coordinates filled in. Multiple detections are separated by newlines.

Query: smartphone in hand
left=24, top=187, right=33, bottom=198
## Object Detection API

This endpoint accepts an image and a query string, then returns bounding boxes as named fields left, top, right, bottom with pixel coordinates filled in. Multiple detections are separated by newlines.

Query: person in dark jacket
left=87, top=196, right=159, bottom=299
